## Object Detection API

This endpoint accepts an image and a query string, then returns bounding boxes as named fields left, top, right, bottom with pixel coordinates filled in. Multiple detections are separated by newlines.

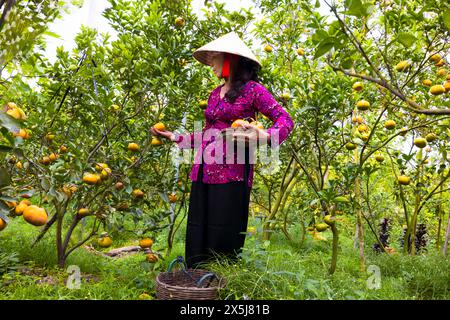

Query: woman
left=150, top=32, right=294, bottom=268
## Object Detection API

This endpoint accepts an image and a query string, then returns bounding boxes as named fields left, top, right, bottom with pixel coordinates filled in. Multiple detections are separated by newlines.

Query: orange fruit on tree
left=358, top=123, right=369, bottom=133
left=132, top=189, right=145, bottom=199
left=15, top=161, right=23, bottom=169
left=0, top=218, right=7, bottom=231
left=41, top=156, right=51, bottom=165
left=153, top=122, right=166, bottom=131
left=384, top=120, right=396, bottom=130
left=139, top=238, right=154, bottom=249
left=437, top=68, right=447, bottom=77
left=151, top=136, right=163, bottom=146
left=264, top=45, right=273, bottom=53
left=398, top=175, right=411, bottom=186
left=83, top=173, right=101, bottom=185
left=128, top=142, right=140, bottom=151
left=356, top=100, right=370, bottom=111
left=146, top=253, right=158, bottom=263
left=422, top=79, right=432, bottom=86
left=49, top=152, right=58, bottom=162
left=444, top=81, right=450, bottom=92
left=98, top=233, right=113, bottom=248
left=5, top=201, right=17, bottom=208
left=45, top=133, right=55, bottom=141
left=13, top=128, right=30, bottom=139
left=15, top=202, right=29, bottom=216
left=95, top=163, right=109, bottom=172
left=59, top=145, right=68, bottom=153
left=296, top=48, right=305, bottom=56
left=23, top=205, right=48, bottom=226
left=430, top=85, right=445, bottom=95
left=77, top=208, right=90, bottom=217
left=175, top=16, right=185, bottom=27
left=198, top=100, right=208, bottom=109
left=100, top=167, right=112, bottom=180
left=429, top=53, right=441, bottom=63
left=435, top=59, right=445, bottom=67
left=395, top=60, right=410, bottom=72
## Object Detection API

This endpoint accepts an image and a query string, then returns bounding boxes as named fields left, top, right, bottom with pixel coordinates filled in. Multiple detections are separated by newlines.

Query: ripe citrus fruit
left=153, top=122, right=166, bottom=131
left=139, top=238, right=154, bottom=249
left=98, top=234, right=113, bottom=248
left=83, top=173, right=101, bottom=185
left=398, top=175, right=411, bottom=186
left=384, top=120, right=396, bottom=130
left=264, top=45, right=273, bottom=53
left=23, top=205, right=48, bottom=226
left=395, top=60, right=410, bottom=72
left=356, top=100, right=370, bottom=111
left=128, top=142, right=140, bottom=151
left=132, top=189, right=145, bottom=199
left=151, top=137, right=163, bottom=146
left=175, top=17, right=185, bottom=27
left=146, top=253, right=158, bottom=263
left=430, top=85, right=445, bottom=95
left=77, top=208, right=90, bottom=217
left=0, top=218, right=6, bottom=231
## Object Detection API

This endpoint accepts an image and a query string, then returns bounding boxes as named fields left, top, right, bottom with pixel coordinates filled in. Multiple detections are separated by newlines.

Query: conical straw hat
left=193, top=31, right=261, bottom=67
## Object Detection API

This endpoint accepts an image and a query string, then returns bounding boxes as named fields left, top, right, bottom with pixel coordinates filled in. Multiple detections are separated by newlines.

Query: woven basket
left=156, top=256, right=226, bottom=300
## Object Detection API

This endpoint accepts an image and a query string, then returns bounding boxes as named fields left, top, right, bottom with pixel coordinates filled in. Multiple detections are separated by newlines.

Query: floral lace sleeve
left=252, top=82, right=294, bottom=146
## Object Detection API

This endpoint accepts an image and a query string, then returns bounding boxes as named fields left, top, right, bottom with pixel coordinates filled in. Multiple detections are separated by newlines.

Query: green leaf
left=43, top=30, right=61, bottom=39
left=397, top=32, right=417, bottom=48
left=443, top=10, right=450, bottom=30
left=344, top=0, right=371, bottom=17
left=341, top=58, right=354, bottom=69
left=334, top=196, right=350, bottom=203
left=0, top=167, right=10, bottom=187
left=314, top=40, right=334, bottom=59
left=0, top=111, right=20, bottom=133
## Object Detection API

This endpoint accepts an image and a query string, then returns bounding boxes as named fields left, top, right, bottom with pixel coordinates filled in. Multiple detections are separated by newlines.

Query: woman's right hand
left=150, top=126, right=177, bottom=141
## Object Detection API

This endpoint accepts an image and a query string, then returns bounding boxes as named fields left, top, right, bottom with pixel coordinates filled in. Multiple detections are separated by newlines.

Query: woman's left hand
left=232, top=122, right=270, bottom=145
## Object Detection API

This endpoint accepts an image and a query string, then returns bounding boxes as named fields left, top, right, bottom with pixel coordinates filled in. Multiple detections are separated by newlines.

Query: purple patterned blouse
left=174, top=80, right=294, bottom=189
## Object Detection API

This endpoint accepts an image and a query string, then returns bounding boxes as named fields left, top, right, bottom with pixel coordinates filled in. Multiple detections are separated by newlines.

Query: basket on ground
left=156, top=256, right=226, bottom=300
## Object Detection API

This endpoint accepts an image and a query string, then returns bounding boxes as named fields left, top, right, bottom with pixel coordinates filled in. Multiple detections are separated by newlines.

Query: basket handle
left=167, top=255, right=188, bottom=273
left=167, top=256, right=197, bottom=282
left=196, top=272, right=218, bottom=288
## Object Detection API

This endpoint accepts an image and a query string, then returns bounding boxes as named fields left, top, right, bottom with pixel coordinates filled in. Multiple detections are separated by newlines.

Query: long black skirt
left=185, top=152, right=251, bottom=269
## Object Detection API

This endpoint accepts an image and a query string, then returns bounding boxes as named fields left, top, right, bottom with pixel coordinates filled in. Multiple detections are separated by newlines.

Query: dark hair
left=225, top=55, right=261, bottom=103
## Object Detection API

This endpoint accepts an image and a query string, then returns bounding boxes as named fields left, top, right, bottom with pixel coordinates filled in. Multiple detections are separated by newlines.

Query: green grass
left=0, top=215, right=448, bottom=300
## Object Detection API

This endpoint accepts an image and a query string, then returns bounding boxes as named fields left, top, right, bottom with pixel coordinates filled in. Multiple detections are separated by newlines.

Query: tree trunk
left=354, top=148, right=365, bottom=272
left=443, top=211, right=450, bottom=256
left=329, top=224, right=339, bottom=275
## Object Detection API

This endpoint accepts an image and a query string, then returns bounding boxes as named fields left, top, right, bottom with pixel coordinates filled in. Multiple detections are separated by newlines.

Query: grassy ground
left=0, top=215, right=448, bottom=300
